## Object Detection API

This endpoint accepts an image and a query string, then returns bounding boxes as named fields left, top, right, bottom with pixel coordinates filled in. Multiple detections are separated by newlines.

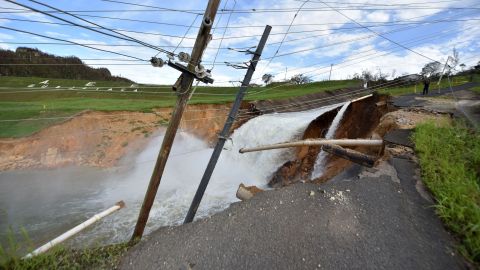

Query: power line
left=1, top=8, right=472, bottom=30
left=216, top=17, right=446, bottom=84
left=316, top=0, right=442, bottom=63
left=4, top=5, right=477, bottom=14
left=210, top=0, right=236, bottom=70
left=0, top=26, right=147, bottom=61
left=169, top=14, right=200, bottom=55
left=295, top=0, right=464, bottom=6
left=245, top=24, right=474, bottom=95
left=225, top=7, right=477, bottom=85
left=258, top=0, right=310, bottom=80
left=2, top=15, right=478, bottom=43
left=21, top=0, right=173, bottom=56
left=0, top=41, right=228, bottom=51
left=100, top=0, right=204, bottom=15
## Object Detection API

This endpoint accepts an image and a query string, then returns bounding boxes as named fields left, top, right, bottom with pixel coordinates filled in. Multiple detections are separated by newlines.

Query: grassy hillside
left=377, top=75, right=477, bottom=96
left=0, top=76, right=361, bottom=137
left=1, top=74, right=476, bottom=138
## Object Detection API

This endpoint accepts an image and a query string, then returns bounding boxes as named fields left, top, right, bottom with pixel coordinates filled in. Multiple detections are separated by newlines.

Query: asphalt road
left=120, top=157, right=467, bottom=269
left=392, top=82, right=480, bottom=128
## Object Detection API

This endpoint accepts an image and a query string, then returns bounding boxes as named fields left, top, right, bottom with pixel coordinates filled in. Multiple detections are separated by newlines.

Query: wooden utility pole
left=131, top=0, right=220, bottom=241
left=184, top=25, right=272, bottom=224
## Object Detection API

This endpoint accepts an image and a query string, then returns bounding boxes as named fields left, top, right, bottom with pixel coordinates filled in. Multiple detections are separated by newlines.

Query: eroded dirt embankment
left=0, top=103, right=232, bottom=171
left=268, top=94, right=455, bottom=187
left=270, top=94, right=389, bottom=186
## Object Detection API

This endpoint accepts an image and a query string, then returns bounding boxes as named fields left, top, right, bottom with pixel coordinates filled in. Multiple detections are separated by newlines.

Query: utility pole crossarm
left=131, top=0, right=220, bottom=242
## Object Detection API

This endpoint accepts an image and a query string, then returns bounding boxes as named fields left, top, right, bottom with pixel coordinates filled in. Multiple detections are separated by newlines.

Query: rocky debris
left=236, top=183, right=264, bottom=201
left=375, top=108, right=451, bottom=134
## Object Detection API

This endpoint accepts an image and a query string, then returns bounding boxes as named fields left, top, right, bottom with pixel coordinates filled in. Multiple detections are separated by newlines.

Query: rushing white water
left=0, top=104, right=342, bottom=248
left=311, top=101, right=351, bottom=179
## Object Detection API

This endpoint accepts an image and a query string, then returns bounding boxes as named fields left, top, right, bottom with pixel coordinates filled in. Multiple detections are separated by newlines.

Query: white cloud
left=3, top=0, right=478, bottom=86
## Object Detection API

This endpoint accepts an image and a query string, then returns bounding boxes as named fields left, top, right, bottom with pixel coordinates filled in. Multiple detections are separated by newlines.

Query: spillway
left=0, top=103, right=342, bottom=248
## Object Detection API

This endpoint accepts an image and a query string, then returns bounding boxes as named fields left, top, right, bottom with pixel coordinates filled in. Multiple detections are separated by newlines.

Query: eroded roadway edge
left=120, top=157, right=466, bottom=270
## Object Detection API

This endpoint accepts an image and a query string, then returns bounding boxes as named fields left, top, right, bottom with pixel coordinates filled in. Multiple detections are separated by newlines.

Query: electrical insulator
left=150, top=57, right=164, bottom=68
left=178, top=52, right=191, bottom=63
left=204, top=69, right=212, bottom=78
left=197, top=71, right=206, bottom=79
left=166, top=53, right=175, bottom=61
left=195, top=64, right=205, bottom=74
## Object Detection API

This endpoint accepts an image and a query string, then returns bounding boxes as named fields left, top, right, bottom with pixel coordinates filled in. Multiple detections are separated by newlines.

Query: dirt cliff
left=269, top=94, right=389, bottom=187
left=0, top=104, right=233, bottom=171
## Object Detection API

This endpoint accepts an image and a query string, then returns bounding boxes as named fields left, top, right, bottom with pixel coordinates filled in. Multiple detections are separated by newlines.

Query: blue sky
left=0, top=0, right=479, bottom=86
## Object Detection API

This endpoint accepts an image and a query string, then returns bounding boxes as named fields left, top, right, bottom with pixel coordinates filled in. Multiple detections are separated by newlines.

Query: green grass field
left=414, top=121, right=480, bottom=263
left=0, top=74, right=475, bottom=138
left=377, top=75, right=474, bottom=96
left=0, top=76, right=361, bottom=137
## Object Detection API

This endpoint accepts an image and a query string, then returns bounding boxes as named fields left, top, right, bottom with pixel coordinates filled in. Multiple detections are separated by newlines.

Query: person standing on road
left=422, top=77, right=430, bottom=95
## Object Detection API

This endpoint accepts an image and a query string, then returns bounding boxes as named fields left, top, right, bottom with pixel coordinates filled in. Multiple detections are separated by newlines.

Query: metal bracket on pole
left=167, top=60, right=214, bottom=84
left=183, top=25, right=272, bottom=224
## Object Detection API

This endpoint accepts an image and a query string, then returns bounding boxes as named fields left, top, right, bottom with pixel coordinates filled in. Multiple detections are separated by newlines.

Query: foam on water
left=0, top=103, right=342, bottom=247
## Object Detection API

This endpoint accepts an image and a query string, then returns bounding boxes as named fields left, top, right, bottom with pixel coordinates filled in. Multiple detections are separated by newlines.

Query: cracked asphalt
left=120, top=157, right=467, bottom=269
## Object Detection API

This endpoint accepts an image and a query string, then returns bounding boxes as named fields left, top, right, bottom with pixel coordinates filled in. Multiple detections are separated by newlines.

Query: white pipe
left=24, top=201, right=125, bottom=259
left=239, top=139, right=383, bottom=153
left=350, top=94, right=372, bottom=103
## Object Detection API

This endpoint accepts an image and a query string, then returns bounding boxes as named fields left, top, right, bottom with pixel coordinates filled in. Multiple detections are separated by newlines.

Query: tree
left=374, top=68, right=388, bottom=82
left=261, top=73, right=274, bottom=85
left=421, top=61, right=442, bottom=78
left=361, top=69, right=374, bottom=82
left=290, top=74, right=312, bottom=84
left=390, top=69, right=397, bottom=79
left=459, top=63, right=466, bottom=72
left=449, top=48, right=460, bottom=72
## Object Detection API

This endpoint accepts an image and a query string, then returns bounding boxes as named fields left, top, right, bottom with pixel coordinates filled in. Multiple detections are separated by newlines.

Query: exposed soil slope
left=270, top=94, right=389, bottom=186
left=0, top=104, right=231, bottom=171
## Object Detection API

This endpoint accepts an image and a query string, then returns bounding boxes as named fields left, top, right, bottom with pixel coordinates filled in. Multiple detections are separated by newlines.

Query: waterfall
left=0, top=104, right=343, bottom=247
left=311, top=101, right=351, bottom=179
left=227, top=104, right=342, bottom=180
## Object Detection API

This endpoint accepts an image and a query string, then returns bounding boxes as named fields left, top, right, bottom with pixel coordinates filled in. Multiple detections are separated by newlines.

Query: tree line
left=0, top=47, right=132, bottom=82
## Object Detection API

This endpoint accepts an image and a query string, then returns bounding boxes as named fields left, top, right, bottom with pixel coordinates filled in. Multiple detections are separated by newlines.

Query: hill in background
left=0, top=47, right=132, bottom=83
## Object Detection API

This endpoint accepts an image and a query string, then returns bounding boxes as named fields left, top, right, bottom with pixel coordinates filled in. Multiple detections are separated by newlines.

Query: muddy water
left=0, top=133, right=263, bottom=248
left=0, top=105, right=340, bottom=249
